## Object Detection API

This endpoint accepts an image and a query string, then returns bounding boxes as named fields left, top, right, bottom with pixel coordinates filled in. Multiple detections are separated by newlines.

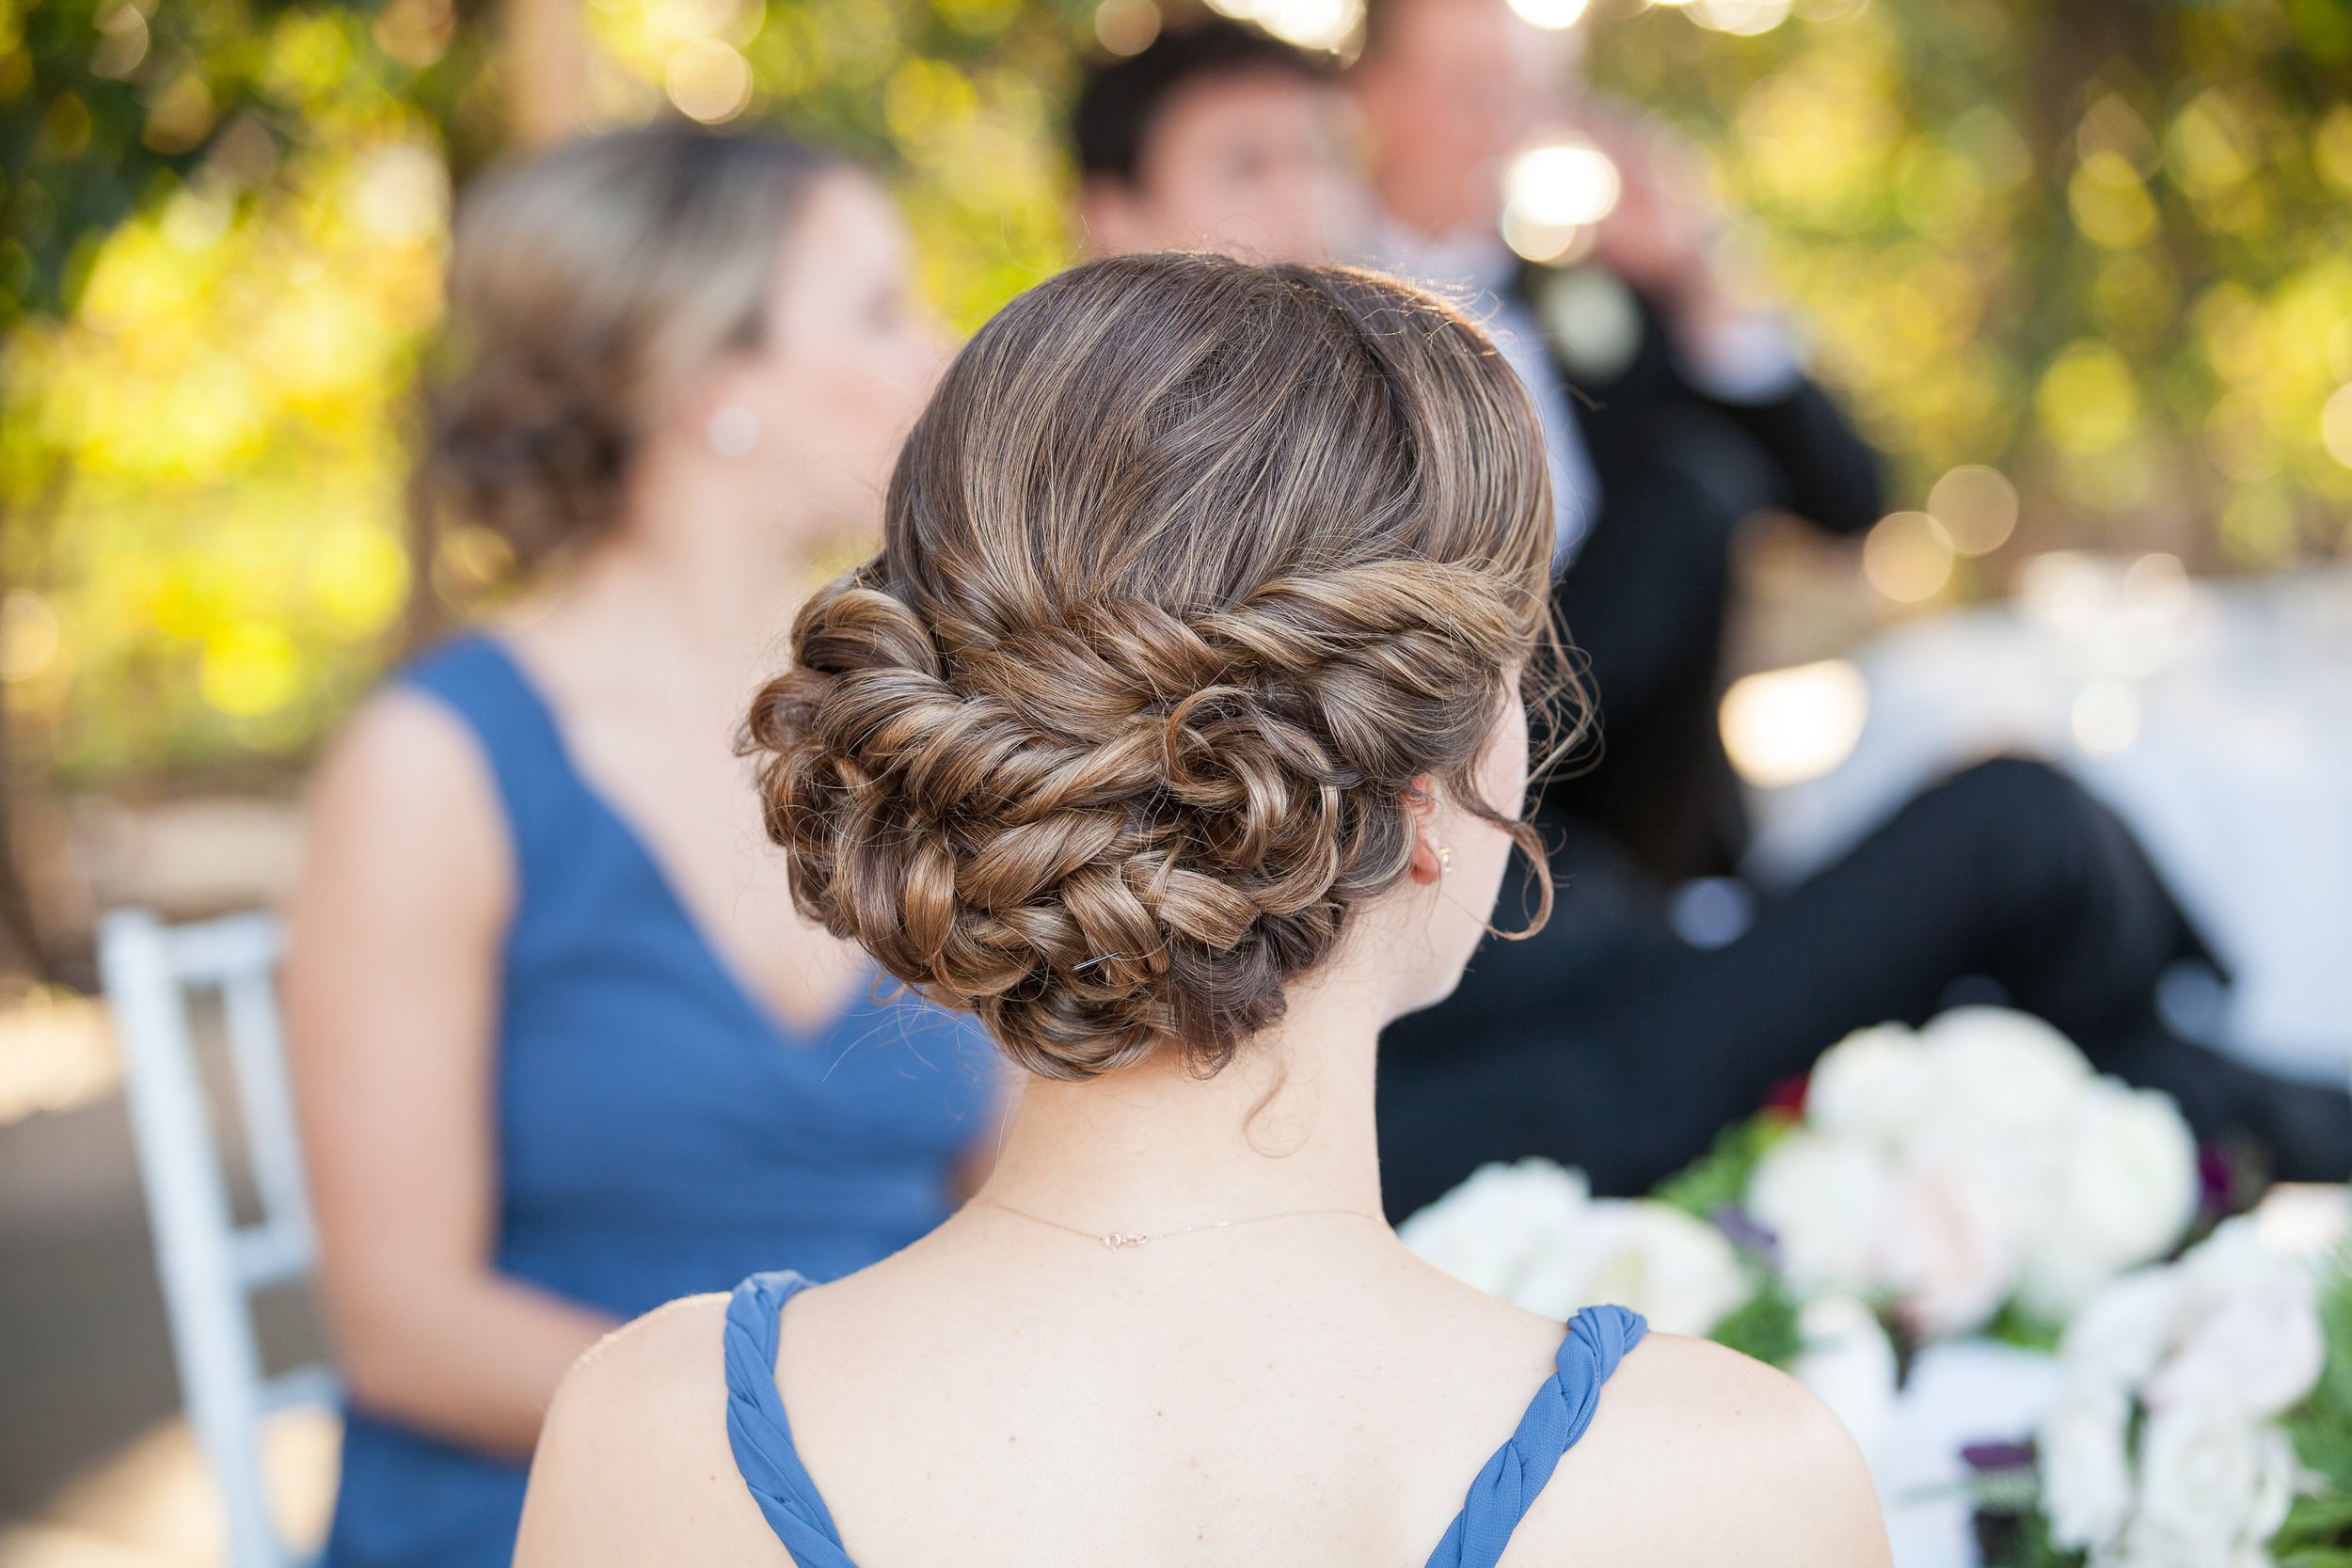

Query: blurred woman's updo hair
left=413, top=123, right=847, bottom=593
left=746, top=253, right=1565, bottom=1082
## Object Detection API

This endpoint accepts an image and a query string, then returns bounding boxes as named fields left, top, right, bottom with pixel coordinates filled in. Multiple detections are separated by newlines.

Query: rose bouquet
left=1398, top=1156, right=1757, bottom=1338
left=1738, top=1008, right=2202, bottom=1342
left=1967, top=1211, right=2352, bottom=1568
left=1398, top=1156, right=1904, bottom=1441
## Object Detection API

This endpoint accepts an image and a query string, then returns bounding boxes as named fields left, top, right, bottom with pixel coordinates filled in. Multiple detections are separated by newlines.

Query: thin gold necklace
left=975, top=1195, right=1385, bottom=1252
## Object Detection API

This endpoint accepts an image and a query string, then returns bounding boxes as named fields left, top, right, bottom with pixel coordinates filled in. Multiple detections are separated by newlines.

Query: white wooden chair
left=98, top=908, right=336, bottom=1568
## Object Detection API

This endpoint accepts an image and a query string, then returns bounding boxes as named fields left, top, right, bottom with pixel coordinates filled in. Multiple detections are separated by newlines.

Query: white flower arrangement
left=1979, top=1215, right=2331, bottom=1568
left=1399, top=1155, right=1901, bottom=1444
left=1744, top=1008, right=2201, bottom=1340
left=1391, top=1007, right=2352, bottom=1568
left=1398, top=1157, right=1752, bottom=1337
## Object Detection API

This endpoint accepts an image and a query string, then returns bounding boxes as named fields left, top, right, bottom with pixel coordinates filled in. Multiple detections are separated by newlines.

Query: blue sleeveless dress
left=721, top=1271, right=1648, bottom=1568
left=324, top=634, right=999, bottom=1568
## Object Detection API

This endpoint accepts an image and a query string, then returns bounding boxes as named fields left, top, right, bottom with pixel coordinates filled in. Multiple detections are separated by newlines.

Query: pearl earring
left=707, top=404, right=759, bottom=457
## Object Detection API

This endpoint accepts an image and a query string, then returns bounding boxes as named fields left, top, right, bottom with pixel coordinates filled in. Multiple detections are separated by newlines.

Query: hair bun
left=747, top=254, right=1565, bottom=1079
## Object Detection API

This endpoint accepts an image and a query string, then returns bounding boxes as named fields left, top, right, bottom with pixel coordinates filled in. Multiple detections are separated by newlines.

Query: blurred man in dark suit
left=1071, top=10, right=2352, bottom=1210
left=1350, top=0, right=1882, bottom=879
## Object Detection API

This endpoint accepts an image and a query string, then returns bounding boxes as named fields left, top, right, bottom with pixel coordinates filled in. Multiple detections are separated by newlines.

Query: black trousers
left=1377, top=758, right=2352, bottom=1217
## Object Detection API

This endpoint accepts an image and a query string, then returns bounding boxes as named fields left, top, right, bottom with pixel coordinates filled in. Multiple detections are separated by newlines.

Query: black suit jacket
left=1525, top=261, right=1883, bottom=879
left=1375, top=262, right=1883, bottom=1210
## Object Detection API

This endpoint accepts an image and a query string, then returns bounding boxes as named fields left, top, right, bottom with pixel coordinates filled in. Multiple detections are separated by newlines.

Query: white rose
left=1399, top=1158, right=1591, bottom=1305
left=2018, top=1080, right=2200, bottom=1318
left=1877, top=1143, right=2019, bottom=1338
left=1748, top=1131, right=1892, bottom=1295
left=1805, top=1022, right=1936, bottom=1144
left=1539, top=1199, right=1749, bottom=1336
left=2147, top=1289, right=2326, bottom=1419
left=2131, top=1402, right=2297, bottom=1561
left=2060, top=1266, right=2186, bottom=1389
left=2177, top=1215, right=2319, bottom=1314
left=2139, top=1217, right=2326, bottom=1419
left=2038, top=1377, right=2135, bottom=1552
left=1916, top=1007, right=2090, bottom=1138
left=1790, top=1295, right=1899, bottom=1454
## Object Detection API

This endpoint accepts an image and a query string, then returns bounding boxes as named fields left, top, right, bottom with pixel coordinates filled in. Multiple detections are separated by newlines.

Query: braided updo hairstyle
left=746, top=253, right=1563, bottom=1081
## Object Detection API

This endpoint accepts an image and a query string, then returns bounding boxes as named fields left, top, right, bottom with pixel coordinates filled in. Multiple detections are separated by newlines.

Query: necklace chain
left=976, top=1196, right=1384, bottom=1251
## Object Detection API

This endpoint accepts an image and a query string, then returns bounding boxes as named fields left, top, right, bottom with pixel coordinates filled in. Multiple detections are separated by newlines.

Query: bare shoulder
left=310, top=685, right=498, bottom=832
left=283, top=688, right=514, bottom=1015
left=515, top=1294, right=775, bottom=1567
left=1509, top=1333, right=1890, bottom=1568
left=294, top=684, right=512, bottom=906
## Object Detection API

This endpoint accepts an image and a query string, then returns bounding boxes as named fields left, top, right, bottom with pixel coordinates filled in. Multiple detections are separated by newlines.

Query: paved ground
left=0, top=1087, right=328, bottom=1560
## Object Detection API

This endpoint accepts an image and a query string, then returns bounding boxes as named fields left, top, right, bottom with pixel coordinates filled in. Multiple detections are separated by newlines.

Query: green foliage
left=1980, top=1298, right=2065, bottom=1355
left=0, top=0, right=1094, bottom=784
left=2, top=0, right=449, bottom=779
left=2278, top=1250, right=2352, bottom=1560
left=1972, top=1500, right=2089, bottom=1568
left=1591, top=0, right=2352, bottom=572
left=1706, top=1262, right=1806, bottom=1368
left=1654, top=1105, right=1795, bottom=1219
left=1651, top=1107, right=1805, bottom=1366
left=8, top=0, right=2352, bottom=787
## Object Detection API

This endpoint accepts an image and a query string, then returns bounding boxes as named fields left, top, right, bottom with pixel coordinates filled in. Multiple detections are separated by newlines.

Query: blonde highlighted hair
left=411, top=123, right=850, bottom=596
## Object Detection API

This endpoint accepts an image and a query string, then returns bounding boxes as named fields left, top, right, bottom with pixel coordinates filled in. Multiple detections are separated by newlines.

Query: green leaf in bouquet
left=1971, top=1506, right=2090, bottom=1568
left=2276, top=1544, right=2352, bottom=1568
left=1981, top=1299, right=2066, bottom=1355
left=2285, top=1247, right=2352, bottom=1519
left=2278, top=1492, right=2352, bottom=1559
left=1707, top=1268, right=1806, bottom=1370
left=1654, top=1108, right=1798, bottom=1221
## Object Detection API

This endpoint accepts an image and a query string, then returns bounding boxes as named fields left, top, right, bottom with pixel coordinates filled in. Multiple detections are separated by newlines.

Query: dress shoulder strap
left=723, top=1272, right=857, bottom=1568
left=1423, top=1305, right=1649, bottom=1568
left=395, top=632, right=590, bottom=890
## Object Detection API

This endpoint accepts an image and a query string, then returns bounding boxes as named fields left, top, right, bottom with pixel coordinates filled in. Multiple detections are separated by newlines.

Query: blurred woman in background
left=282, top=125, right=1001, bottom=1568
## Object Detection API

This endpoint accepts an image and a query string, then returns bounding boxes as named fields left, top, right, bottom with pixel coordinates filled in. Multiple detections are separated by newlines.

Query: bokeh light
left=1861, top=511, right=1956, bottom=603
left=0, top=592, right=62, bottom=683
left=1203, top=0, right=1361, bottom=52
left=1502, top=139, right=1621, bottom=262
left=1093, top=0, right=1163, bottom=55
left=2072, top=681, right=2141, bottom=756
left=2069, top=151, right=2158, bottom=249
left=1506, top=0, right=1590, bottom=28
left=1687, top=0, right=1792, bottom=36
left=1720, top=659, right=1870, bottom=788
left=4, top=0, right=2349, bottom=794
left=2322, top=385, right=2352, bottom=467
left=2037, top=341, right=2140, bottom=455
left=1926, top=465, right=2019, bottom=556
left=664, top=40, right=755, bottom=122
left=2018, top=551, right=2112, bottom=640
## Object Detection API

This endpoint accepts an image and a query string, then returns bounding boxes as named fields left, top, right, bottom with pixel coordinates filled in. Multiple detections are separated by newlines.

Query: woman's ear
left=1404, top=776, right=1449, bottom=887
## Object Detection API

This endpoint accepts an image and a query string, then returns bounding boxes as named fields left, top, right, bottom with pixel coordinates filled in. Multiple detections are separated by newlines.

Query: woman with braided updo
left=516, top=254, right=1889, bottom=1568
left=282, top=127, right=1001, bottom=1568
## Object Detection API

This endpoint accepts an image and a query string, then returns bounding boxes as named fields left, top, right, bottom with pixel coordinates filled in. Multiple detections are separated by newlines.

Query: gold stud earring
left=1436, top=844, right=1454, bottom=874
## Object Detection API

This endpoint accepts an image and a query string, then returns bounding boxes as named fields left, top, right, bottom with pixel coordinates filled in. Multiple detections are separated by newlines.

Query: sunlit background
left=6, top=0, right=2349, bottom=790
left=4, top=0, right=2351, bottom=1559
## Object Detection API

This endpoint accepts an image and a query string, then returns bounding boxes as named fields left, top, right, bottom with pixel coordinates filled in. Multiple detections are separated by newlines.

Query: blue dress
left=324, top=633, right=998, bottom=1568
left=722, top=1270, right=1648, bottom=1568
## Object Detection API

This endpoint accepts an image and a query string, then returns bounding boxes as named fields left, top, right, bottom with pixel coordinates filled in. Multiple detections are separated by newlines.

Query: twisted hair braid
left=746, top=254, right=1575, bottom=1079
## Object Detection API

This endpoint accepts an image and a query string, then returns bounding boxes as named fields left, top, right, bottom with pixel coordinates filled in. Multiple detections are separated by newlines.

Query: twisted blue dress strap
left=1422, top=1305, right=1649, bottom=1568
left=723, top=1271, right=856, bottom=1568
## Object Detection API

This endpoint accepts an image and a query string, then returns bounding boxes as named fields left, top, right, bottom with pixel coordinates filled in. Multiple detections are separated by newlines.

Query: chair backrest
left=99, top=907, right=336, bottom=1568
